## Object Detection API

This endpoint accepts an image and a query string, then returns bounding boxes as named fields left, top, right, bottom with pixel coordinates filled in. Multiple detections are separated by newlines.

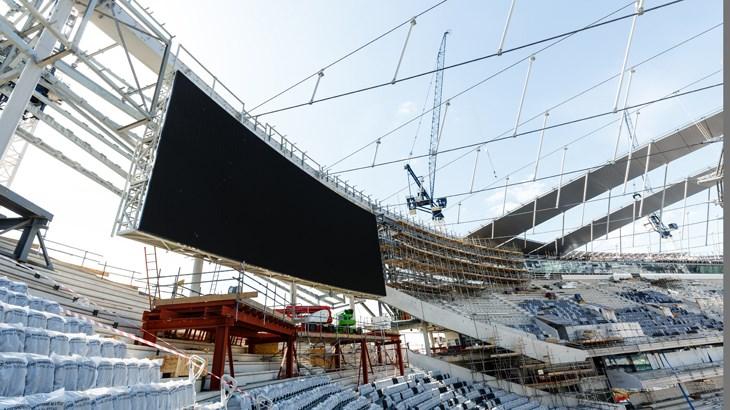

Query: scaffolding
left=376, top=216, right=624, bottom=405
left=379, top=217, right=528, bottom=297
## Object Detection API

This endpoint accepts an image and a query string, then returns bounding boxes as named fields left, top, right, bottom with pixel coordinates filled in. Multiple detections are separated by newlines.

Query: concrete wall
left=563, top=322, right=644, bottom=341
left=639, top=273, right=723, bottom=280
left=382, top=286, right=588, bottom=363
left=649, top=346, right=723, bottom=369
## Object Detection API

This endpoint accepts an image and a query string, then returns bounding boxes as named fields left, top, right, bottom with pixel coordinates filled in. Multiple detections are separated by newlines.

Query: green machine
left=336, top=309, right=359, bottom=333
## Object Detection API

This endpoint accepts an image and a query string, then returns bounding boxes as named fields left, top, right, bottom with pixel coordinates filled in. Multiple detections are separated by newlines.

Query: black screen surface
left=138, top=72, right=385, bottom=296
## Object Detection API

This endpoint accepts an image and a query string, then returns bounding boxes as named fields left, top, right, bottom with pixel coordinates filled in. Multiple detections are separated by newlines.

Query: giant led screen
left=138, top=72, right=386, bottom=296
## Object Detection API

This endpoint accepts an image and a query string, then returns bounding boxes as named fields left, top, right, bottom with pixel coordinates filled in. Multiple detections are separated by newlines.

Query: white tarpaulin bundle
left=0, top=382, right=196, bottom=409
left=25, top=310, right=46, bottom=329
left=5, top=290, right=28, bottom=307
left=92, top=357, right=113, bottom=388
left=23, top=388, right=65, bottom=409
left=0, top=352, right=27, bottom=396
left=86, top=336, right=101, bottom=357
left=44, top=312, right=65, bottom=333
left=77, top=356, right=96, bottom=391
left=3, top=304, right=28, bottom=327
left=0, top=323, right=24, bottom=352
left=68, top=334, right=87, bottom=355
left=23, top=327, right=49, bottom=355
left=48, top=331, right=69, bottom=356
left=111, top=359, right=128, bottom=387
left=7, top=280, right=27, bottom=294
left=24, top=353, right=54, bottom=395
left=52, top=354, right=79, bottom=391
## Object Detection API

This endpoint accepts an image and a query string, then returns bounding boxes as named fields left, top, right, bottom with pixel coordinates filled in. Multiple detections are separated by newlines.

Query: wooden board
left=154, top=292, right=258, bottom=307
left=252, top=342, right=281, bottom=354
left=160, top=354, right=208, bottom=378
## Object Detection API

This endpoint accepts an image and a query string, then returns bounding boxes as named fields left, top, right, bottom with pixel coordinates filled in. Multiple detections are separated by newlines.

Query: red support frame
left=141, top=297, right=297, bottom=390
left=285, top=337, right=295, bottom=378
left=211, top=326, right=229, bottom=389
left=395, top=340, right=405, bottom=376
left=334, top=342, right=342, bottom=370
left=360, top=339, right=369, bottom=385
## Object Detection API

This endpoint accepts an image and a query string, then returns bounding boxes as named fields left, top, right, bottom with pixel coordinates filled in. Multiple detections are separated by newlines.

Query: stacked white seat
left=0, top=275, right=193, bottom=409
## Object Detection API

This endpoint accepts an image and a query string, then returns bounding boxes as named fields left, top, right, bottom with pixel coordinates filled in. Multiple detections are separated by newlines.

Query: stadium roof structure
left=467, top=110, right=723, bottom=254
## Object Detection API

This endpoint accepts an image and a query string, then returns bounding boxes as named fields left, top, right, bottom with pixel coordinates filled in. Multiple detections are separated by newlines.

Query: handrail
left=37, top=238, right=144, bottom=286
left=167, top=43, right=462, bottom=241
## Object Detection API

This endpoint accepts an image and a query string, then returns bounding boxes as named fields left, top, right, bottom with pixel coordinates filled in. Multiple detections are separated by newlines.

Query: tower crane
left=406, top=31, right=449, bottom=221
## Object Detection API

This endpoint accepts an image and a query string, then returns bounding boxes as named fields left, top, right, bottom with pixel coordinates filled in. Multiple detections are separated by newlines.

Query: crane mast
left=428, top=31, right=449, bottom=203
left=405, top=31, right=450, bottom=221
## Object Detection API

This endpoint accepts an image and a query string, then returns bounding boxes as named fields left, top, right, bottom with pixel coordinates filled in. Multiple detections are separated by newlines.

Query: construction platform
left=141, top=293, right=297, bottom=390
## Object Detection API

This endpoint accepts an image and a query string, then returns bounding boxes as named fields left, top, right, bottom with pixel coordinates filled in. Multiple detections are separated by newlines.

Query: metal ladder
left=143, top=246, right=160, bottom=308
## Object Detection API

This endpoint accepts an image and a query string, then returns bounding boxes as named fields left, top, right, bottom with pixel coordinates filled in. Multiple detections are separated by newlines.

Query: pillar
left=334, top=343, right=342, bottom=370
left=210, top=325, right=229, bottom=390
left=227, top=336, right=235, bottom=378
left=284, top=337, right=295, bottom=378
left=290, top=282, right=297, bottom=306
left=190, top=258, right=203, bottom=295
left=360, top=339, right=369, bottom=384
left=395, top=340, right=405, bottom=376
left=422, top=322, right=431, bottom=356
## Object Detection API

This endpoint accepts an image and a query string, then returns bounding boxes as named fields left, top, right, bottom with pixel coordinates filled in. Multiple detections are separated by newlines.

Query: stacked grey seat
left=518, top=300, right=607, bottom=326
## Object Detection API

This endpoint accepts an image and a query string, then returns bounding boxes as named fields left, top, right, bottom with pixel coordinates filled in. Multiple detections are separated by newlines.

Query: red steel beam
left=395, top=340, right=405, bottom=376
left=360, top=339, right=369, bottom=385
left=211, top=325, right=229, bottom=390
left=143, top=317, right=233, bottom=331
left=285, top=337, right=295, bottom=378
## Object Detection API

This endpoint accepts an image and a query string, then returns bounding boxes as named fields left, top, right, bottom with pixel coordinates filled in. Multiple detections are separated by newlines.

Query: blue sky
left=10, top=0, right=724, bottom=276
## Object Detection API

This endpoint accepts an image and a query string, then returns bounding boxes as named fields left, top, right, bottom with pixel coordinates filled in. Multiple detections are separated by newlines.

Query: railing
left=40, top=238, right=145, bottom=287
left=168, top=44, right=461, bottom=241
left=524, top=256, right=724, bottom=275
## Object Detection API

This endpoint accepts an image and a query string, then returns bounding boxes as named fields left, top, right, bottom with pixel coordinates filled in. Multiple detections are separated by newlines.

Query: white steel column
left=705, top=189, right=711, bottom=246
left=0, top=0, right=74, bottom=158
left=496, top=0, right=517, bottom=55
left=659, top=164, right=668, bottom=252
left=555, top=147, right=567, bottom=208
left=512, top=56, right=535, bottom=137
left=612, top=0, right=644, bottom=112
left=190, top=258, right=203, bottom=295
left=469, top=148, right=480, bottom=192
left=606, top=188, right=612, bottom=237
left=613, top=69, right=635, bottom=161
left=502, top=176, right=510, bottom=216
left=639, top=143, right=652, bottom=216
left=422, top=322, right=432, bottom=356
left=392, top=18, right=417, bottom=83
left=0, top=118, right=37, bottom=186
left=580, top=174, right=589, bottom=225
left=290, top=282, right=297, bottom=306
left=680, top=178, right=688, bottom=245
left=532, top=112, right=549, bottom=180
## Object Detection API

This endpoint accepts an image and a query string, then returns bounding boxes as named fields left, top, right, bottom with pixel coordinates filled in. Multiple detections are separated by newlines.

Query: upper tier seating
left=518, top=300, right=608, bottom=326
left=615, top=306, right=723, bottom=337
left=619, top=290, right=680, bottom=304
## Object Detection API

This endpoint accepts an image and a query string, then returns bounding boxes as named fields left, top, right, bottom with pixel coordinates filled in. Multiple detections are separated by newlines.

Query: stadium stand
left=209, top=370, right=551, bottom=410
